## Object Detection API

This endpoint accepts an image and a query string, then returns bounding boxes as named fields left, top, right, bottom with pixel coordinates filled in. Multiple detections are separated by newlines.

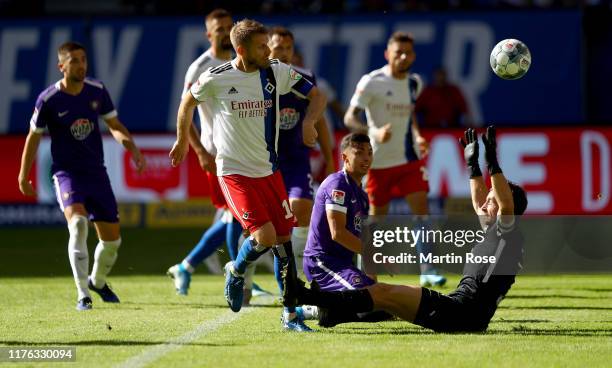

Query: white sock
left=291, top=226, right=309, bottom=277
left=300, top=305, right=319, bottom=320
left=67, top=215, right=90, bottom=300
left=181, top=260, right=195, bottom=274
left=91, top=238, right=121, bottom=289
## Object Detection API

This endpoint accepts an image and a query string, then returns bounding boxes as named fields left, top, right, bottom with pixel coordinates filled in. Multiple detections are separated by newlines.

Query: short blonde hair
left=230, top=19, right=268, bottom=48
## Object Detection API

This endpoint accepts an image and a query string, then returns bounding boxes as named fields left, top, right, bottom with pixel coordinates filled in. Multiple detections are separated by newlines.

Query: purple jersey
left=30, top=78, right=116, bottom=174
left=277, top=66, right=316, bottom=168
left=304, top=170, right=369, bottom=263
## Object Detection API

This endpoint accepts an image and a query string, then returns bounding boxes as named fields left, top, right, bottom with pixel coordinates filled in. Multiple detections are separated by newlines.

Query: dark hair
left=205, top=8, right=232, bottom=27
left=269, top=26, right=294, bottom=41
left=340, top=133, right=370, bottom=152
left=230, top=19, right=268, bottom=48
left=387, top=31, right=414, bottom=46
left=508, top=181, right=528, bottom=215
left=58, top=41, right=85, bottom=57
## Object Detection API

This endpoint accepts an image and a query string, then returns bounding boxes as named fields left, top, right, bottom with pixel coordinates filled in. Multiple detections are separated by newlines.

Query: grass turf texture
left=1, top=228, right=611, bottom=367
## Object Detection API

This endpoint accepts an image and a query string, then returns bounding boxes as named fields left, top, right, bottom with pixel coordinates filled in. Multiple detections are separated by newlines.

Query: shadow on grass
left=494, top=319, right=551, bottom=323
left=119, top=301, right=279, bottom=309
left=506, top=294, right=612, bottom=300
left=321, top=325, right=612, bottom=337
left=499, top=305, right=612, bottom=310
left=0, top=340, right=244, bottom=347
left=514, top=286, right=612, bottom=293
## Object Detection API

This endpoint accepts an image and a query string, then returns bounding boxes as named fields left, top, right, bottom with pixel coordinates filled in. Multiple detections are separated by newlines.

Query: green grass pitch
left=0, top=228, right=611, bottom=367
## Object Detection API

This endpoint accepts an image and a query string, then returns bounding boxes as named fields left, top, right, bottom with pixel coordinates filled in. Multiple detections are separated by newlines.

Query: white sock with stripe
left=67, top=215, right=90, bottom=300
left=91, top=238, right=121, bottom=289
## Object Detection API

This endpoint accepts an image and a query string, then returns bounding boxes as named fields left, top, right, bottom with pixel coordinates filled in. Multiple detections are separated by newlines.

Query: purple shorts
left=303, top=255, right=375, bottom=291
left=52, top=170, right=119, bottom=223
left=280, top=163, right=314, bottom=200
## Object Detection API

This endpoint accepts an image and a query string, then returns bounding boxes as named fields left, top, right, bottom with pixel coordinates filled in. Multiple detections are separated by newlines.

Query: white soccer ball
left=490, top=39, right=531, bottom=80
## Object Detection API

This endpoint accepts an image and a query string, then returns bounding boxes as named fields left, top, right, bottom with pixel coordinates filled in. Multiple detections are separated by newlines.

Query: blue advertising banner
left=0, top=11, right=582, bottom=133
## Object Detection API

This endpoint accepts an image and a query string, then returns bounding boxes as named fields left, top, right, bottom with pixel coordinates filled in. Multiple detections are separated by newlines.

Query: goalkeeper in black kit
left=291, top=126, right=528, bottom=332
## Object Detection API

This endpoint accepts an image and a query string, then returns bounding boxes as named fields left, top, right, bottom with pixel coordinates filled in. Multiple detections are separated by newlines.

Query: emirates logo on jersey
left=279, top=107, right=300, bottom=130
left=231, top=99, right=273, bottom=119
left=70, top=119, right=94, bottom=140
left=385, top=102, right=412, bottom=118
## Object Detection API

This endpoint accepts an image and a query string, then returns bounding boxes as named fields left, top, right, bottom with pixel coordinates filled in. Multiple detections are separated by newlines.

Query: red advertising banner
left=0, top=136, right=37, bottom=203
left=2, top=127, right=611, bottom=214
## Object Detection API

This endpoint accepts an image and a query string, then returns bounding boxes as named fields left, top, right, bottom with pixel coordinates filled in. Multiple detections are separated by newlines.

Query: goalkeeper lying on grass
left=291, top=126, right=528, bottom=332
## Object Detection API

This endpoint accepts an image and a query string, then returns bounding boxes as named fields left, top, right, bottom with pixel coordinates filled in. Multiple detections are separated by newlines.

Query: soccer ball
left=490, top=39, right=531, bottom=80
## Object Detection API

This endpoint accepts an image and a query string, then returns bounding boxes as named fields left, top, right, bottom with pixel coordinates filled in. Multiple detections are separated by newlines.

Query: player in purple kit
left=18, top=41, right=146, bottom=311
left=303, top=133, right=373, bottom=292
left=265, top=26, right=334, bottom=325
left=300, top=133, right=393, bottom=323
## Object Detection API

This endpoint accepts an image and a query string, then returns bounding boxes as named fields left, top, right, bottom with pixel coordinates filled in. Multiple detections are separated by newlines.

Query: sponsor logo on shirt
left=90, top=100, right=99, bottom=111
left=70, top=119, right=94, bottom=140
left=231, top=100, right=273, bottom=110
left=279, top=107, right=300, bottom=130
left=385, top=102, right=412, bottom=117
left=231, top=99, right=273, bottom=119
left=228, top=86, right=239, bottom=94
left=331, top=189, right=345, bottom=205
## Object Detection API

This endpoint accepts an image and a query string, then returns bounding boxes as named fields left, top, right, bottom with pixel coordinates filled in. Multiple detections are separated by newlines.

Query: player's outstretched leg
left=167, top=217, right=228, bottom=295
left=225, top=237, right=269, bottom=312
left=273, top=242, right=312, bottom=332
left=89, top=238, right=121, bottom=303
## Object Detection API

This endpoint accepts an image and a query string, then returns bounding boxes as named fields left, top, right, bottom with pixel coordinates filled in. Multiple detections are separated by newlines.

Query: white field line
left=115, top=308, right=255, bottom=368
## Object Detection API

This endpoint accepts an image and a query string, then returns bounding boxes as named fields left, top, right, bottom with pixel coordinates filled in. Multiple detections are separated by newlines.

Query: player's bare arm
left=188, top=121, right=215, bottom=173
left=170, top=92, right=199, bottom=167
left=326, top=209, right=363, bottom=254
left=344, top=105, right=368, bottom=135
left=460, top=128, right=487, bottom=213
left=301, top=86, right=326, bottom=147
left=315, top=115, right=335, bottom=175
left=104, top=116, right=146, bottom=173
left=18, top=129, right=43, bottom=196
left=411, top=112, right=428, bottom=156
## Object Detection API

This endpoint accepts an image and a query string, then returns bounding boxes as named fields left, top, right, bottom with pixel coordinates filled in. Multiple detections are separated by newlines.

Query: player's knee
left=68, top=215, right=88, bottom=241
left=252, top=223, right=276, bottom=247
left=100, top=237, right=121, bottom=250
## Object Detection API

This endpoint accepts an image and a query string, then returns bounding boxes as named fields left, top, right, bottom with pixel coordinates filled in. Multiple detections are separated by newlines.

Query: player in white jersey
left=345, top=32, right=446, bottom=287
left=167, top=8, right=239, bottom=292
left=170, top=19, right=326, bottom=331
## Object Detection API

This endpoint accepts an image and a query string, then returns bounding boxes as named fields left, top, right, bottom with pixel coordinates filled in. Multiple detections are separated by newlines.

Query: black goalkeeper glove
left=481, top=125, right=503, bottom=175
left=459, top=128, right=482, bottom=178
